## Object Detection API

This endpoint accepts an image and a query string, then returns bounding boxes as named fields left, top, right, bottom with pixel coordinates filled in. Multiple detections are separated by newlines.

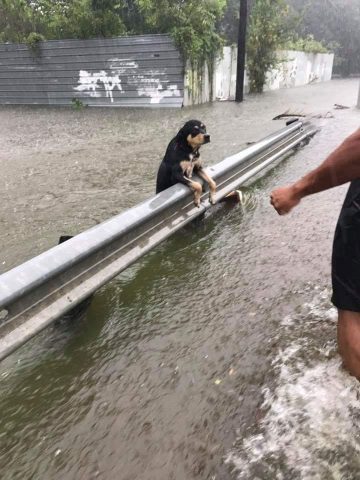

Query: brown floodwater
left=0, top=79, right=360, bottom=479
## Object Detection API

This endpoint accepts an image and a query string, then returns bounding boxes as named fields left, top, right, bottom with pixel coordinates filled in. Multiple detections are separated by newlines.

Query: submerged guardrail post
left=0, top=121, right=317, bottom=361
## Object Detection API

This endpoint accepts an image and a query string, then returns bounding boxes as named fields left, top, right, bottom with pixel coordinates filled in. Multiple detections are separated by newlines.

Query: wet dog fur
left=156, top=120, right=216, bottom=207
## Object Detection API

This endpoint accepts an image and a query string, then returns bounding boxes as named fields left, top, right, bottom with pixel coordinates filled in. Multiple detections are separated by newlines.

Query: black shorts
left=332, top=186, right=360, bottom=312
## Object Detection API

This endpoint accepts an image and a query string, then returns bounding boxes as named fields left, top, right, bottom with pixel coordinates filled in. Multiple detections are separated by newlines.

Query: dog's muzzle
left=203, top=134, right=211, bottom=144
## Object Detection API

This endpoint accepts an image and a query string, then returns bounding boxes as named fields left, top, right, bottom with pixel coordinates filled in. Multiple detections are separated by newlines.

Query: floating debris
left=273, top=109, right=334, bottom=120
left=273, top=110, right=306, bottom=120
left=334, top=103, right=350, bottom=110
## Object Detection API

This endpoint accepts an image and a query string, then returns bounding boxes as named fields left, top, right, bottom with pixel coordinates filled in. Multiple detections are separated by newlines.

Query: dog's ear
left=176, top=124, right=190, bottom=143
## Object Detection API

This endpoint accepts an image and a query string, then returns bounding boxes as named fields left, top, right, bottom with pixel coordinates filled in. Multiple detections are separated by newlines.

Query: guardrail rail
left=0, top=120, right=317, bottom=360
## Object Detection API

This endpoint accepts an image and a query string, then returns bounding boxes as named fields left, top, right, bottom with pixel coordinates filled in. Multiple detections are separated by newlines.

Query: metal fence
left=0, top=34, right=184, bottom=107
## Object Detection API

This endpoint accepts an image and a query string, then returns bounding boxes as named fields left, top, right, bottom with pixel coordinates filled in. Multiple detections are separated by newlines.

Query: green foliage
left=219, top=0, right=239, bottom=45
left=247, top=0, right=289, bottom=93
left=0, top=0, right=225, bottom=77
left=284, top=35, right=329, bottom=54
left=32, top=0, right=127, bottom=39
left=119, top=0, right=147, bottom=34
left=25, top=32, right=45, bottom=55
left=221, top=0, right=359, bottom=83
left=287, top=0, right=360, bottom=76
left=135, top=0, right=226, bottom=70
left=0, top=0, right=127, bottom=43
left=71, top=97, right=85, bottom=109
left=0, top=0, right=34, bottom=43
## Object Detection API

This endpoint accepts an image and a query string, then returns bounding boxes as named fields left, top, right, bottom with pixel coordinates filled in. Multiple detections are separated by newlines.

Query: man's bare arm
left=271, top=129, right=360, bottom=215
left=293, top=128, right=360, bottom=197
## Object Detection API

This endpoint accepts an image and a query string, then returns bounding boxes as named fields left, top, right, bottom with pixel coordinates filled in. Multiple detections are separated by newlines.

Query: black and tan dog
left=156, top=120, right=216, bottom=207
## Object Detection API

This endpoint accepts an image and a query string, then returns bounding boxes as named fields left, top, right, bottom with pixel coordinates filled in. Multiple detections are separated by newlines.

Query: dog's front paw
left=192, top=182, right=202, bottom=208
left=209, top=192, right=216, bottom=205
left=209, top=180, right=216, bottom=205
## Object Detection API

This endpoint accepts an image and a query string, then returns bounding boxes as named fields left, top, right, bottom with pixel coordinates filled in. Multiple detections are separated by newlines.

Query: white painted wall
left=215, top=46, right=238, bottom=101
left=183, top=62, right=215, bottom=106
left=184, top=46, right=334, bottom=105
left=264, top=50, right=335, bottom=92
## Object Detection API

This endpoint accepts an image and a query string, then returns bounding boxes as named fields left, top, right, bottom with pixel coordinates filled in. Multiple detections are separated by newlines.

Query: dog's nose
left=204, top=134, right=211, bottom=144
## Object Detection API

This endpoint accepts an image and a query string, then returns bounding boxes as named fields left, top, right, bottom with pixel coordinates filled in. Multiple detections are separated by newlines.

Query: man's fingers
left=270, top=197, right=278, bottom=208
left=270, top=187, right=296, bottom=216
left=270, top=191, right=287, bottom=213
left=271, top=197, right=286, bottom=215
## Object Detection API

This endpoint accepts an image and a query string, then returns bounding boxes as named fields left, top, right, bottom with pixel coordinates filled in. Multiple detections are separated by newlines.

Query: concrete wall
left=265, top=50, right=335, bottom=92
left=185, top=46, right=335, bottom=104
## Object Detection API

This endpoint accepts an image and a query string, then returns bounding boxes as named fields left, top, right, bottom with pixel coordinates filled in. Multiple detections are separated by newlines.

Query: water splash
left=226, top=289, right=360, bottom=480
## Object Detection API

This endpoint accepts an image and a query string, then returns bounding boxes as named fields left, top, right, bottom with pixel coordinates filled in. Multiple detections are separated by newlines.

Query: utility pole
left=235, top=0, right=248, bottom=102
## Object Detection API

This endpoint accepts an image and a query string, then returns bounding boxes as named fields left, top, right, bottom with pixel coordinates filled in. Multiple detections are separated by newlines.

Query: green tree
left=0, top=0, right=225, bottom=72
left=0, top=0, right=127, bottom=43
left=287, top=0, right=360, bottom=76
left=33, top=0, right=126, bottom=39
left=117, top=0, right=146, bottom=34
left=0, top=0, right=34, bottom=43
left=90, top=0, right=127, bottom=37
left=246, top=0, right=289, bottom=93
left=135, top=0, right=226, bottom=69
left=219, top=0, right=239, bottom=45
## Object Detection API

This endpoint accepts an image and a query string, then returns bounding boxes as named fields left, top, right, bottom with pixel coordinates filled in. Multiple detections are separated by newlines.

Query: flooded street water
left=1, top=79, right=360, bottom=479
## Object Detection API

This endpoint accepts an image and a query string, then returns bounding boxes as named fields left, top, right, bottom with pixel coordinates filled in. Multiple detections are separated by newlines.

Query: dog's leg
left=186, top=178, right=203, bottom=207
left=196, top=168, right=217, bottom=205
left=172, top=166, right=203, bottom=207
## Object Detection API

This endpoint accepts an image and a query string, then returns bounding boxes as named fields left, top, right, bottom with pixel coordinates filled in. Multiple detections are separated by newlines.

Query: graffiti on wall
left=74, top=58, right=181, bottom=105
left=75, top=70, right=123, bottom=102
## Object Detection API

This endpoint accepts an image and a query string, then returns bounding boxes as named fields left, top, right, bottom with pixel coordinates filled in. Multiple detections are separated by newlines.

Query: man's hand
left=268, top=129, right=360, bottom=215
left=270, top=185, right=302, bottom=215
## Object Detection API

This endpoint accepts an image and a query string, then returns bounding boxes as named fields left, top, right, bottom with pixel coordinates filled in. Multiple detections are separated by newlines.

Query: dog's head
left=176, top=120, right=210, bottom=149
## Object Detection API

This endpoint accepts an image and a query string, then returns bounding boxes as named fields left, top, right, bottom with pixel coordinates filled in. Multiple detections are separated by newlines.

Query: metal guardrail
left=0, top=120, right=317, bottom=360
